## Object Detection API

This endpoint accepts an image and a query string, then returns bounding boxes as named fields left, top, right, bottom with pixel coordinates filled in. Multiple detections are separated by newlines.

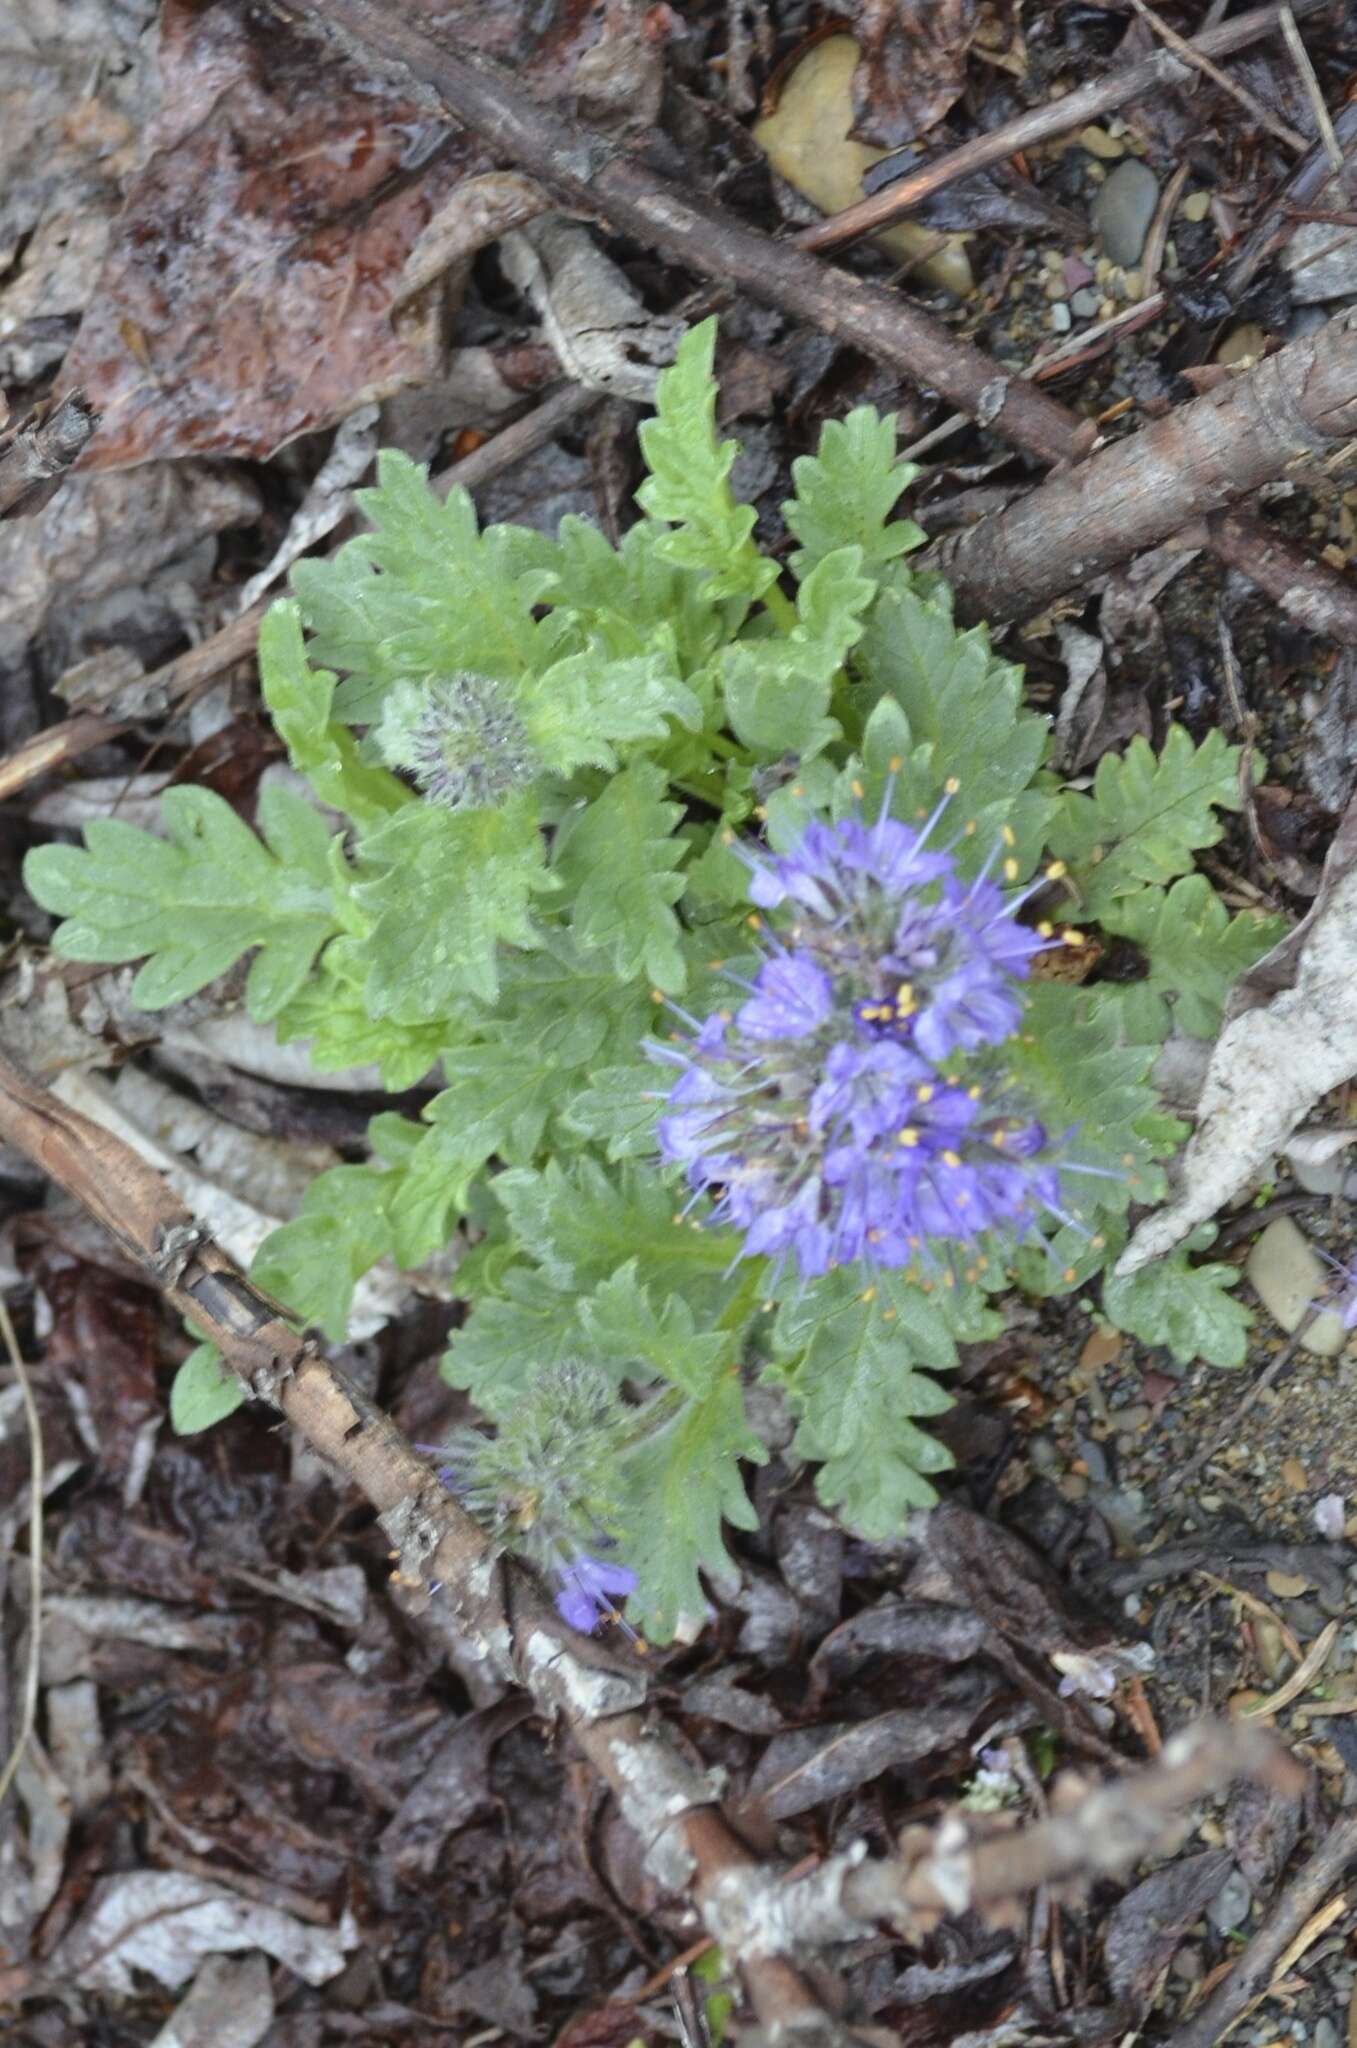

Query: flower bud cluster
left=652, top=791, right=1093, bottom=1283
left=375, top=671, right=538, bottom=809
left=427, top=1360, right=637, bottom=1632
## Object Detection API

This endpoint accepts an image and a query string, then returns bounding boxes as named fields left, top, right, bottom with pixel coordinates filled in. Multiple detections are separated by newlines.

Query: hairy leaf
left=784, top=406, right=923, bottom=579
left=555, top=760, right=689, bottom=992
left=492, top=1157, right=738, bottom=1301
left=771, top=1268, right=994, bottom=1536
left=355, top=790, right=555, bottom=1015
left=1102, top=1238, right=1251, bottom=1367
left=1049, top=726, right=1243, bottom=914
left=25, top=783, right=340, bottom=1021
left=636, top=317, right=777, bottom=606
left=619, top=1374, right=763, bottom=1640
left=292, top=450, right=557, bottom=722
left=1095, top=877, right=1287, bottom=1042
left=251, top=1163, right=398, bottom=1342
left=257, top=600, right=408, bottom=828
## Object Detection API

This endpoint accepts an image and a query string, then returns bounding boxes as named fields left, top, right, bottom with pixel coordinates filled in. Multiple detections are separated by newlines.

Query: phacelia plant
left=25, top=319, right=1284, bottom=1638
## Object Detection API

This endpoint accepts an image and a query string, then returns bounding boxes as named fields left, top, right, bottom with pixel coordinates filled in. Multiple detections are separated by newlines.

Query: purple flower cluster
left=653, top=796, right=1083, bottom=1282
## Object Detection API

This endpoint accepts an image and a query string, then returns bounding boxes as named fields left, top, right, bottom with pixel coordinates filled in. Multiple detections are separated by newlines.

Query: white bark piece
left=1118, top=863, right=1357, bottom=1275
left=55, top=1869, right=355, bottom=1991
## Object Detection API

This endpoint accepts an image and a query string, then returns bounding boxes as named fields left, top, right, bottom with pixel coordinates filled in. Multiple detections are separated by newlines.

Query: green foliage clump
left=25, top=319, right=1283, bottom=1637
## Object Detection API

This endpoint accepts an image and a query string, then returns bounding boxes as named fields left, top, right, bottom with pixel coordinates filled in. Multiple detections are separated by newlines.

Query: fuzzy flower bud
left=424, top=1360, right=637, bottom=1633
left=375, top=672, right=538, bottom=810
left=651, top=796, right=1087, bottom=1282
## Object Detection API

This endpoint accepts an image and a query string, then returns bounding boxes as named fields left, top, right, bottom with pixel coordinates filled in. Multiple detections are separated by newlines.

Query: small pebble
left=1179, top=189, right=1212, bottom=223
left=1207, top=1866, right=1252, bottom=1935
left=1285, top=222, right=1357, bottom=304
left=1216, top=321, right=1267, bottom=366
left=1070, top=285, right=1101, bottom=318
left=1313, top=2019, right=1340, bottom=2048
left=1050, top=301, right=1072, bottom=332
left=1077, top=1437, right=1109, bottom=1484
left=1080, top=124, right=1127, bottom=160
left=1093, top=159, right=1159, bottom=266
left=1245, top=1217, right=1347, bottom=1358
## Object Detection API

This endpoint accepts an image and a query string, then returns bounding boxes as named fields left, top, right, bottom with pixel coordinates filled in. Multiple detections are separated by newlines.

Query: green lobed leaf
left=442, top=1265, right=587, bottom=1416
left=1102, top=1236, right=1251, bottom=1367
left=273, top=937, right=447, bottom=1089
left=635, top=317, right=778, bottom=606
left=783, top=406, right=924, bottom=580
left=560, top=1062, right=666, bottom=1159
left=579, top=1260, right=734, bottom=1395
left=854, top=577, right=1052, bottom=841
left=169, top=1344, right=246, bottom=1432
left=618, top=1372, right=764, bottom=1641
left=292, top=451, right=558, bottom=723
left=355, top=789, right=556, bottom=1016
left=1048, top=726, right=1244, bottom=915
left=770, top=1267, right=997, bottom=1537
left=555, top=759, right=689, bottom=993
left=522, top=647, right=702, bottom=777
left=25, top=782, right=340, bottom=1021
left=1005, top=982, right=1170, bottom=1234
left=250, top=1162, right=399, bottom=1343
left=1093, top=876, right=1287, bottom=1042
left=257, top=600, right=408, bottom=829
left=719, top=545, right=872, bottom=759
left=491, top=1156, right=738, bottom=1305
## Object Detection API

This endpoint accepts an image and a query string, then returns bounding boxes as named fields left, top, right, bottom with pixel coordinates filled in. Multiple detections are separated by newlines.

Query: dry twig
left=0, top=393, right=98, bottom=520
left=1128, top=0, right=1308, bottom=155
left=794, top=0, right=1329, bottom=254
left=1168, top=1806, right=1357, bottom=2047
left=0, top=1296, right=43, bottom=1814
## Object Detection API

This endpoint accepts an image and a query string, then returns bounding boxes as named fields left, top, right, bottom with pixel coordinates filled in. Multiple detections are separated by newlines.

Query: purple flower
left=651, top=800, right=1081, bottom=1282
left=555, top=1553, right=639, bottom=1632
left=736, top=952, right=834, bottom=1041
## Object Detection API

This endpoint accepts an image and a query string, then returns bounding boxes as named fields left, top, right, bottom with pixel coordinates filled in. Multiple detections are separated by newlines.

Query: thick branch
left=929, top=310, right=1357, bottom=621
left=278, top=0, right=1357, bottom=646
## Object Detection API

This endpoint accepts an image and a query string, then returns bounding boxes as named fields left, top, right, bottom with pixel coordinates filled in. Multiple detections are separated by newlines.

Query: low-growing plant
left=25, top=319, right=1285, bottom=1638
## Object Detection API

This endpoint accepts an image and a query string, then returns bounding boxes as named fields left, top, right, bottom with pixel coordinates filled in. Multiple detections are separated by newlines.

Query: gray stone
left=1206, top=1865, right=1252, bottom=1935
left=1077, top=1437, right=1108, bottom=1484
left=1093, top=159, right=1159, bottom=266
left=1070, top=286, right=1101, bottom=318
left=1313, top=2018, right=1340, bottom=2048
left=1050, top=300, right=1072, bottom=332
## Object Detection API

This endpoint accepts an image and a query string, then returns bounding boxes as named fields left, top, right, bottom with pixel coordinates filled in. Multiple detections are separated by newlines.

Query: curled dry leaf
left=1118, top=840, right=1357, bottom=1275
left=500, top=216, right=685, bottom=401
left=845, top=0, right=982, bottom=148
left=395, top=170, right=551, bottom=310
left=53, top=1868, right=356, bottom=1990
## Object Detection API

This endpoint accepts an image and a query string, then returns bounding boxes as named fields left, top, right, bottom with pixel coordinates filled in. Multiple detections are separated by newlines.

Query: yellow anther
left=898, top=1127, right=919, bottom=1147
left=792, top=784, right=804, bottom=798
left=1063, top=1266, right=1077, bottom=1285
left=868, top=1228, right=884, bottom=1245
left=721, top=828, right=735, bottom=845
left=992, top=1129, right=1007, bottom=1146
left=861, top=1286, right=877, bottom=1304
left=916, top=1083, right=934, bottom=1103
left=945, top=776, right=961, bottom=795
left=851, top=778, right=865, bottom=798
left=754, top=804, right=768, bottom=821
left=963, top=819, right=977, bottom=837
left=888, top=755, right=903, bottom=772
left=1037, top=920, right=1054, bottom=938
left=942, top=1149, right=961, bottom=1168
left=747, top=914, right=761, bottom=929
left=1045, top=860, right=1067, bottom=881
left=1002, top=824, right=1016, bottom=847
left=968, top=1084, right=982, bottom=1099
left=651, top=989, right=664, bottom=1003
left=883, top=1307, right=897, bottom=1320
left=1062, top=927, right=1087, bottom=946
left=1003, top=857, right=1020, bottom=881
